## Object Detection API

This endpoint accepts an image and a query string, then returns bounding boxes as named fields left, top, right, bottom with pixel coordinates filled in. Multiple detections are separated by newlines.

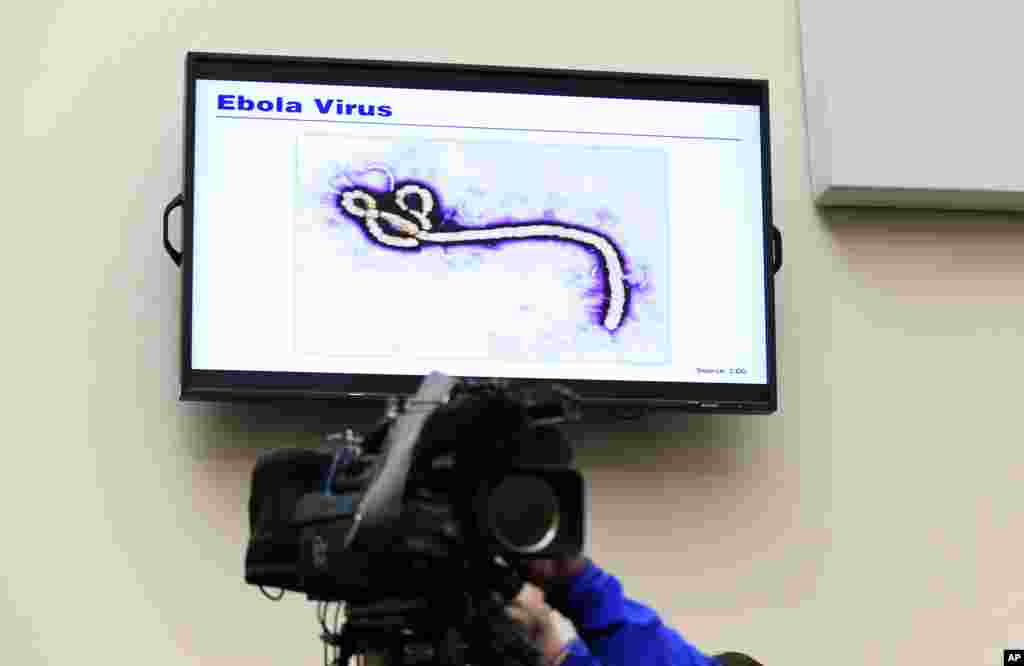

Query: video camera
left=244, top=372, right=586, bottom=665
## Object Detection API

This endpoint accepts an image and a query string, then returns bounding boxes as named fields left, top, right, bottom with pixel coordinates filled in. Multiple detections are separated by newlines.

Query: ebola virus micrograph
left=293, top=135, right=671, bottom=366
left=334, top=172, right=631, bottom=332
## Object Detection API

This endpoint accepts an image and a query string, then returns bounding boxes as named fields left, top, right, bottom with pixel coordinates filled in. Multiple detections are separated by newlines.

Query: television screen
left=180, top=52, right=779, bottom=412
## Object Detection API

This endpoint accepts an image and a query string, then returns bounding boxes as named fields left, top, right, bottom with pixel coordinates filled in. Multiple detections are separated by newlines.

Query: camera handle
left=342, top=373, right=458, bottom=549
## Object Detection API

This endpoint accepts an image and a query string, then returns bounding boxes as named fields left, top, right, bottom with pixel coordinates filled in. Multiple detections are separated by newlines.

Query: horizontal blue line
left=214, top=114, right=741, bottom=142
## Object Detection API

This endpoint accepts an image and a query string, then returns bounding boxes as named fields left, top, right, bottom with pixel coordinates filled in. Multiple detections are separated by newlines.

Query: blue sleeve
left=550, top=560, right=717, bottom=666
left=561, top=637, right=602, bottom=666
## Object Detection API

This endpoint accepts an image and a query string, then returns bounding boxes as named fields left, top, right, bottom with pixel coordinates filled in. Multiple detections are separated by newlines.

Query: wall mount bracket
left=163, top=192, right=184, bottom=267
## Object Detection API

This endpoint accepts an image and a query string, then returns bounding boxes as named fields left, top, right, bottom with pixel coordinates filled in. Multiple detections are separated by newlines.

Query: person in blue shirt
left=506, top=557, right=761, bottom=666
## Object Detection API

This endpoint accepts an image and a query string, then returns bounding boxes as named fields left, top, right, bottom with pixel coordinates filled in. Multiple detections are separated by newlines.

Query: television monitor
left=179, top=52, right=780, bottom=412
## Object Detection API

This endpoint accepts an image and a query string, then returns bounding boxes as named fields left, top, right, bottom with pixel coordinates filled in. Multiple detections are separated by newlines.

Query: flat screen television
left=178, top=52, right=780, bottom=412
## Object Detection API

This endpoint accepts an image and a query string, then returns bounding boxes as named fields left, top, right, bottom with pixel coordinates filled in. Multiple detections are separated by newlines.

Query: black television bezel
left=180, top=51, right=778, bottom=413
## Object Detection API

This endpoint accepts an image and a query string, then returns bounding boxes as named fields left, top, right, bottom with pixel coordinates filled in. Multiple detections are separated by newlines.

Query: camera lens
left=486, top=475, right=560, bottom=553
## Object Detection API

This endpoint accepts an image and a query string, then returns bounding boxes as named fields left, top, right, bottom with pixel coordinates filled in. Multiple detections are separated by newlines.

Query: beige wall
left=5, top=1, right=1022, bottom=665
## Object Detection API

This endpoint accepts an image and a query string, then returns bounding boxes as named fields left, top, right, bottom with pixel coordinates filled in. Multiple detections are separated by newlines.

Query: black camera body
left=244, top=373, right=586, bottom=607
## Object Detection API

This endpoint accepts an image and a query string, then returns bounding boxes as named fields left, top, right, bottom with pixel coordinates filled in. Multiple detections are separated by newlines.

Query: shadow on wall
left=822, top=205, right=1024, bottom=227
left=567, top=409, right=743, bottom=476
left=822, top=205, right=1024, bottom=307
left=184, top=396, right=749, bottom=482
left=182, top=399, right=390, bottom=461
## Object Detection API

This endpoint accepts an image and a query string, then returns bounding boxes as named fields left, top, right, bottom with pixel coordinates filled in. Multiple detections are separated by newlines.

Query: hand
left=505, top=583, right=570, bottom=665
